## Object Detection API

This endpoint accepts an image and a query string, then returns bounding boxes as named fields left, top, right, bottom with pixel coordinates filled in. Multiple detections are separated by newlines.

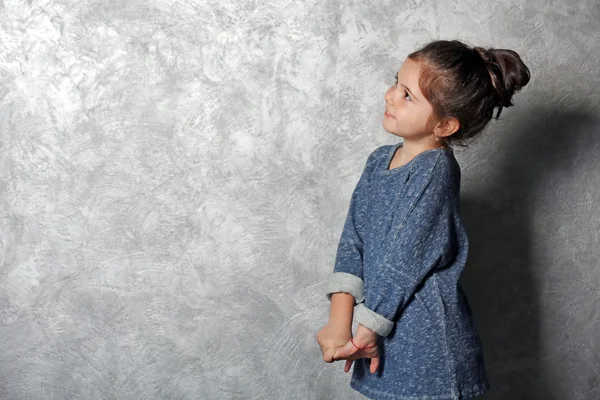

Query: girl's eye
left=394, top=73, right=411, bottom=101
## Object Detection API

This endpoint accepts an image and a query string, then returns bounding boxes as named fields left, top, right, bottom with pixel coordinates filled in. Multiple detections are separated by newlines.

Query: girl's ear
left=435, top=116, right=460, bottom=138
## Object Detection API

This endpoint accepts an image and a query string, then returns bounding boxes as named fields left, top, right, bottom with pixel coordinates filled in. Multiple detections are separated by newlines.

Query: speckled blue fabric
left=325, top=142, right=490, bottom=400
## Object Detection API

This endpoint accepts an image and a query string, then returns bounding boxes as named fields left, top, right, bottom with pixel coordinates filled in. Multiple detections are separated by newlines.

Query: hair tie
left=351, top=338, right=377, bottom=349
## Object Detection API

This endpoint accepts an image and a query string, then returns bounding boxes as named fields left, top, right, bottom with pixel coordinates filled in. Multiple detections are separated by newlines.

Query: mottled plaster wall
left=0, top=1, right=598, bottom=399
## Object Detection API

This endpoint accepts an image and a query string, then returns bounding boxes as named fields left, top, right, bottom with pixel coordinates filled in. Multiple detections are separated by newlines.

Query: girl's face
left=382, top=58, right=436, bottom=141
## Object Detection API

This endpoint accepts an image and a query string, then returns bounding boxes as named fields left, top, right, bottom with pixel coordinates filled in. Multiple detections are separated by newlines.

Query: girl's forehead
left=397, top=63, right=419, bottom=83
left=398, top=59, right=420, bottom=75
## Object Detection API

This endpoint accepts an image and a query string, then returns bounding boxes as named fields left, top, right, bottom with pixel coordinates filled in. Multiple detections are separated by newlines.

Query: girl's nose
left=384, top=87, right=393, bottom=104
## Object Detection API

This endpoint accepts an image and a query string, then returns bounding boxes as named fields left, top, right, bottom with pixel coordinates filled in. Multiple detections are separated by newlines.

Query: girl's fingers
left=333, top=341, right=357, bottom=361
left=370, top=355, right=380, bottom=374
left=323, top=347, right=336, bottom=363
left=344, top=359, right=353, bottom=373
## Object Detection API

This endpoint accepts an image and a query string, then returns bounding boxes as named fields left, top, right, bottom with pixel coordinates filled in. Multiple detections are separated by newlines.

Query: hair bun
left=473, top=46, right=531, bottom=115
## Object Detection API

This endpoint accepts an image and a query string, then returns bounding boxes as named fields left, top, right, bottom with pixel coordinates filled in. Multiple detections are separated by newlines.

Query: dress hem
left=350, top=379, right=490, bottom=400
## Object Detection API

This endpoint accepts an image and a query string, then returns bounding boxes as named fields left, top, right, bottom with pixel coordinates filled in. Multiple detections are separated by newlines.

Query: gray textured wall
left=0, top=1, right=598, bottom=399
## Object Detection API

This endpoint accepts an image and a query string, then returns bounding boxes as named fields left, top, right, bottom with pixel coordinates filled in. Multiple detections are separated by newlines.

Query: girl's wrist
left=328, top=292, right=355, bottom=331
left=353, top=324, right=378, bottom=346
left=326, top=321, right=351, bottom=335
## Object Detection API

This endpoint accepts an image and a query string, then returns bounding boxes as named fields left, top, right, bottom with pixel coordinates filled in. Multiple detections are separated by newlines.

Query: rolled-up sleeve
left=354, top=157, right=456, bottom=336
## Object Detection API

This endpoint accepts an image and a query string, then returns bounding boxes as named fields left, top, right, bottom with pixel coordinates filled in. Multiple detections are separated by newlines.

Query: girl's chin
left=381, top=120, right=397, bottom=133
left=382, top=128, right=401, bottom=136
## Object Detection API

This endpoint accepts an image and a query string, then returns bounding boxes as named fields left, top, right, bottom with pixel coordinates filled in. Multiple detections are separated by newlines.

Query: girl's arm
left=328, top=292, right=355, bottom=331
left=354, top=155, right=457, bottom=337
left=325, top=173, right=367, bottom=330
left=325, top=148, right=382, bottom=312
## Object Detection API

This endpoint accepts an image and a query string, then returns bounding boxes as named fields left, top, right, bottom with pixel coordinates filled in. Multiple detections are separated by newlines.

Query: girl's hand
left=316, top=323, right=352, bottom=363
left=333, top=324, right=381, bottom=374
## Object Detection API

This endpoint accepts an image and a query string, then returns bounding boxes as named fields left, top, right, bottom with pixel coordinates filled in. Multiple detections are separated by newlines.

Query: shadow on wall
left=459, top=108, right=599, bottom=400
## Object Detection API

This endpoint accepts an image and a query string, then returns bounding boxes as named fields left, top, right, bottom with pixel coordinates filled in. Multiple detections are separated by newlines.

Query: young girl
left=316, top=40, right=530, bottom=399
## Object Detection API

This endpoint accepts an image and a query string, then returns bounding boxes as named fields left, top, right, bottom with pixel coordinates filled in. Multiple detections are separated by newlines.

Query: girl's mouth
left=384, top=108, right=395, bottom=119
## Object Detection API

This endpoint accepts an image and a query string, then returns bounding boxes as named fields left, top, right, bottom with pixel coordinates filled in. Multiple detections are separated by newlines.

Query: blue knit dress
left=325, top=142, right=490, bottom=400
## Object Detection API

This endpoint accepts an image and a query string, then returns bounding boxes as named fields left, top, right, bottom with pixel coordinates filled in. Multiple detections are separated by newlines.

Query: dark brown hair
left=407, top=39, right=531, bottom=148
